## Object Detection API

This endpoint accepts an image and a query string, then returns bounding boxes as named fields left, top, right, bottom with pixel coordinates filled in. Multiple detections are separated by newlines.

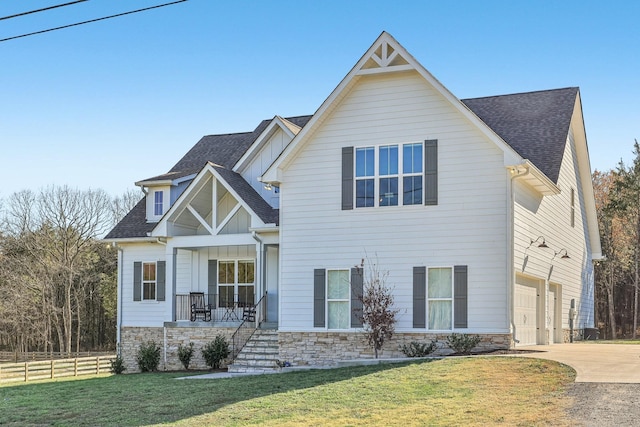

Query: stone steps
left=227, top=329, right=280, bottom=373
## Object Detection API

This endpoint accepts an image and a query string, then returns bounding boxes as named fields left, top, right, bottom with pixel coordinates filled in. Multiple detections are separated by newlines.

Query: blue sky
left=1, top=0, right=638, bottom=198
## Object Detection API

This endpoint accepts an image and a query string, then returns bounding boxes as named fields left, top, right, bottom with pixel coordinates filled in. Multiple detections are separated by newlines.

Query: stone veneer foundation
left=120, top=324, right=236, bottom=373
left=277, top=332, right=511, bottom=366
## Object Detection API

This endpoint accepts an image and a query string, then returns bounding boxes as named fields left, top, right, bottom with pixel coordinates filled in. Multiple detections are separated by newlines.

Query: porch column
left=165, top=246, right=177, bottom=321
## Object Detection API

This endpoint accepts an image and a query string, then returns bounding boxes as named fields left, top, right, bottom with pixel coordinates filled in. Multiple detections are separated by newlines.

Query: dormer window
left=154, top=191, right=164, bottom=216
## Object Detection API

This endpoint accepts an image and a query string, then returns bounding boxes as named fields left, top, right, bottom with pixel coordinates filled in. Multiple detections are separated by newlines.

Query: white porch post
left=166, top=245, right=177, bottom=321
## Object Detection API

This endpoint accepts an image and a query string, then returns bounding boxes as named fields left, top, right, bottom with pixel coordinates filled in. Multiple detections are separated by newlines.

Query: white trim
left=215, top=203, right=242, bottom=235
left=261, top=31, right=524, bottom=184
left=186, top=205, right=214, bottom=235
left=426, top=266, right=454, bottom=331
left=233, top=116, right=300, bottom=173
left=152, top=163, right=267, bottom=237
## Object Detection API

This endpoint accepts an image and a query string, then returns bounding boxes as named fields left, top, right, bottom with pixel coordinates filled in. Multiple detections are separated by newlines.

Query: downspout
left=507, top=164, right=530, bottom=345
left=115, top=243, right=124, bottom=356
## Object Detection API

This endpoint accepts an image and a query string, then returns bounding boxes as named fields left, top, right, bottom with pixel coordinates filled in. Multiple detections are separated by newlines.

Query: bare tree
left=110, top=188, right=142, bottom=229
left=0, top=186, right=115, bottom=353
left=356, top=258, right=399, bottom=358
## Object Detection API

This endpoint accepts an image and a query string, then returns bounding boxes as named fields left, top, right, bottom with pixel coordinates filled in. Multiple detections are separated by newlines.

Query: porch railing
left=231, top=292, right=267, bottom=360
left=174, top=293, right=253, bottom=322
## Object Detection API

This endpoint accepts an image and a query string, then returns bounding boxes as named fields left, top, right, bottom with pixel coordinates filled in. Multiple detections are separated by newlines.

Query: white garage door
left=515, top=277, right=539, bottom=346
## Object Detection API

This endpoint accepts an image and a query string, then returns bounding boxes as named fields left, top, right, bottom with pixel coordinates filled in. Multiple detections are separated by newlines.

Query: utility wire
left=0, top=0, right=188, bottom=43
left=0, top=1, right=89, bottom=21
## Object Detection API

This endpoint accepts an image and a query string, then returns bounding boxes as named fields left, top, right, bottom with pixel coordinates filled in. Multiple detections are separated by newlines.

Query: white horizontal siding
left=514, top=124, right=594, bottom=330
left=120, top=243, right=167, bottom=327
left=279, top=71, right=509, bottom=332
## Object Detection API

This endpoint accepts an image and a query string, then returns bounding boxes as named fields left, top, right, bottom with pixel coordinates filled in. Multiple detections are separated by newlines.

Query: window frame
left=354, top=142, right=424, bottom=208
left=570, top=187, right=575, bottom=228
left=217, top=259, right=255, bottom=308
left=142, top=261, right=157, bottom=301
left=154, top=191, right=164, bottom=216
left=326, top=268, right=351, bottom=330
left=427, top=266, right=454, bottom=331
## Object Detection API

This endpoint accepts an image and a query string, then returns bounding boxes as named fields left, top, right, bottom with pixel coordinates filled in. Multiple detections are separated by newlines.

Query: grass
left=0, top=357, right=576, bottom=426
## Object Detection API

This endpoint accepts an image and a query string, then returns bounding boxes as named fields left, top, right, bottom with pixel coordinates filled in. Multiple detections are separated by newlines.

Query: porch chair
left=190, top=292, right=212, bottom=321
left=242, top=305, right=256, bottom=322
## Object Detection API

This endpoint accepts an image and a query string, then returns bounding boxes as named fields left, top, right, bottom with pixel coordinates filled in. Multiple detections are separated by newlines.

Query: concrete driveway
left=516, top=343, right=640, bottom=383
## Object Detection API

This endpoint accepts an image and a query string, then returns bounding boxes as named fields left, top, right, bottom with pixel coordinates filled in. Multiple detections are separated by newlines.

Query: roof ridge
left=462, top=87, right=578, bottom=102
left=201, top=130, right=255, bottom=138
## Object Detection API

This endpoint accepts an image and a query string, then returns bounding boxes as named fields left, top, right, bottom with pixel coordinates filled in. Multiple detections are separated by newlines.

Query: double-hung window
left=355, top=143, right=423, bottom=208
left=327, top=269, right=350, bottom=329
left=218, top=260, right=255, bottom=308
left=154, top=191, right=163, bottom=216
left=428, top=267, right=452, bottom=330
left=142, top=262, right=157, bottom=300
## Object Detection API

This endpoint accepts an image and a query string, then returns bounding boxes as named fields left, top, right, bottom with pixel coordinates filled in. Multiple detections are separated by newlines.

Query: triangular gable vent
left=360, top=40, right=410, bottom=72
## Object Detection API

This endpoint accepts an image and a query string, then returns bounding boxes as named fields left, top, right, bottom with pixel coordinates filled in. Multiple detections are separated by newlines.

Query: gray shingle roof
left=462, top=87, right=578, bottom=183
left=104, top=198, right=155, bottom=239
left=105, top=86, right=577, bottom=241
left=212, top=165, right=279, bottom=225
left=106, top=116, right=311, bottom=239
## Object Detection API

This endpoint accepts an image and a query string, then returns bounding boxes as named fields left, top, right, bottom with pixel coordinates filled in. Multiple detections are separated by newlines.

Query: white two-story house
left=105, top=32, right=601, bottom=371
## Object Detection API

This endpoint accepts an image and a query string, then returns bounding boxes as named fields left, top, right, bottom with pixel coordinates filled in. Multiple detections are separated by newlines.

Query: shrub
left=202, top=335, right=230, bottom=369
left=177, top=342, right=195, bottom=370
left=110, top=355, right=126, bottom=374
left=446, top=333, right=482, bottom=355
left=136, top=340, right=161, bottom=372
left=400, top=340, right=438, bottom=357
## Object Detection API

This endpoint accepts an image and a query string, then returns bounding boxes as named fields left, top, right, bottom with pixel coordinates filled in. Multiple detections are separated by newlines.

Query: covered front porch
left=166, top=240, right=279, bottom=326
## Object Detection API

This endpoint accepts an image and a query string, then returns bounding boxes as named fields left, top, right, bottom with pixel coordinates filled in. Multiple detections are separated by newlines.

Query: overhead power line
left=0, top=0, right=188, bottom=43
left=0, top=1, right=89, bottom=22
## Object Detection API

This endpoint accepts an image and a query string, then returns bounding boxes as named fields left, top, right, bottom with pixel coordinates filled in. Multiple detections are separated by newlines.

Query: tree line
left=593, top=140, right=640, bottom=339
left=0, top=187, right=140, bottom=353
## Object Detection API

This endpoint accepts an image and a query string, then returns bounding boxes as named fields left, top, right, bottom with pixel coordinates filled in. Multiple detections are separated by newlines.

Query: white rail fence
left=0, top=355, right=116, bottom=383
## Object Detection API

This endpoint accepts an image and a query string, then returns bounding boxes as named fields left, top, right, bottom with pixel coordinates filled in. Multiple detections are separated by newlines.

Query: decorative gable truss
left=151, top=163, right=275, bottom=238
left=358, top=39, right=412, bottom=75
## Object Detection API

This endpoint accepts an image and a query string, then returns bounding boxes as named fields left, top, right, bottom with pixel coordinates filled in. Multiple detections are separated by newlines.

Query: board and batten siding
left=239, top=127, right=293, bottom=209
left=278, top=71, right=509, bottom=332
left=513, top=125, right=595, bottom=334
left=120, top=243, right=168, bottom=327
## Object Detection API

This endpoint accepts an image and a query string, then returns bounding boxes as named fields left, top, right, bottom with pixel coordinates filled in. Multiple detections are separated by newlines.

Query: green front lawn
left=0, top=357, right=575, bottom=426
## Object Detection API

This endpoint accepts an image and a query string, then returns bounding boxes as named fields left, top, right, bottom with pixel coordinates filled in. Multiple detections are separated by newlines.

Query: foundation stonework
left=277, top=332, right=511, bottom=366
left=120, top=325, right=236, bottom=372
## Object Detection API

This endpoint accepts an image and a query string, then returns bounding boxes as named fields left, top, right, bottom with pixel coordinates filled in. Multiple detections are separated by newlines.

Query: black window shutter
left=208, top=260, right=217, bottom=307
left=342, top=146, right=354, bottom=210
left=424, top=139, right=438, bottom=206
left=351, top=267, right=363, bottom=328
left=133, top=262, right=142, bottom=301
left=454, top=265, right=468, bottom=328
left=413, top=266, right=426, bottom=328
left=313, top=269, right=326, bottom=327
left=156, top=261, right=166, bottom=301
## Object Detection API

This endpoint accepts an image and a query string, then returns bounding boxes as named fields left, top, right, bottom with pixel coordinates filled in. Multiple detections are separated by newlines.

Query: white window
left=428, top=267, right=452, bottom=330
left=355, top=143, right=423, bottom=208
left=142, top=262, right=157, bottom=301
left=327, top=269, right=350, bottom=329
left=154, top=191, right=163, bottom=216
left=218, top=260, right=255, bottom=308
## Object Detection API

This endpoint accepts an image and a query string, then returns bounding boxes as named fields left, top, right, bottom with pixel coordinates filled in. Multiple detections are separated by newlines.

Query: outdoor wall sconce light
left=553, top=249, right=570, bottom=260
left=527, top=236, right=549, bottom=249
left=264, top=183, right=273, bottom=191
